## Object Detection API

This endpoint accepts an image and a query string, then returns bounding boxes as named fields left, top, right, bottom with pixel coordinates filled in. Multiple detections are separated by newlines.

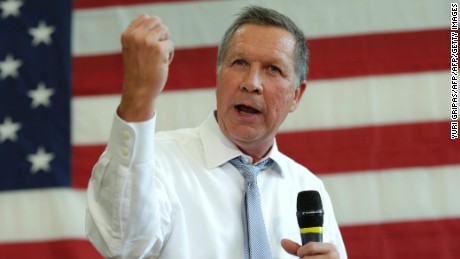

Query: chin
left=229, top=129, right=263, bottom=144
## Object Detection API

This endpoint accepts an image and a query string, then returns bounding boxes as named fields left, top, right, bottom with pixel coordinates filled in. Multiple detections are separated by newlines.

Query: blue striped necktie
left=230, top=156, right=274, bottom=259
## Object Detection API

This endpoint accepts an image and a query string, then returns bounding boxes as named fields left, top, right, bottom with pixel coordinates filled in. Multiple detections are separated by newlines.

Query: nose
left=240, top=66, right=262, bottom=94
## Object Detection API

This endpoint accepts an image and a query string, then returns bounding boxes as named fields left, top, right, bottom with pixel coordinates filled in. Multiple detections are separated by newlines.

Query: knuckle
left=121, top=29, right=130, bottom=40
left=158, top=23, right=168, bottom=31
left=133, top=31, right=146, bottom=43
left=145, top=16, right=162, bottom=28
left=120, top=30, right=132, bottom=46
left=149, top=15, right=161, bottom=23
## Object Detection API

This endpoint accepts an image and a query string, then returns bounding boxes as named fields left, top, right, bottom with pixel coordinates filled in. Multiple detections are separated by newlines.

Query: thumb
left=281, top=238, right=301, bottom=256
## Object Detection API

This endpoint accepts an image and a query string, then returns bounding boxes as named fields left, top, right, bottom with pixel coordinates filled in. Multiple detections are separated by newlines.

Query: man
left=86, top=6, right=347, bottom=259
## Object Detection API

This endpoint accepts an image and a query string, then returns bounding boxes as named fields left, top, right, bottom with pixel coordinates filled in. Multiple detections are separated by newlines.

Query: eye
left=232, top=59, right=247, bottom=66
left=268, top=65, right=281, bottom=74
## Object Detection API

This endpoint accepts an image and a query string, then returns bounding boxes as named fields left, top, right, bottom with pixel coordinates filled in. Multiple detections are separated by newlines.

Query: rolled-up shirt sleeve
left=86, top=112, right=172, bottom=258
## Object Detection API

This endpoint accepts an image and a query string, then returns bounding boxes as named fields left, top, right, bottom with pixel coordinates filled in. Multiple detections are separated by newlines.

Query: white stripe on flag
left=321, top=164, right=460, bottom=225
left=72, top=71, right=450, bottom=144
left=0, top=189, right=87, bottom=242
left=72, top=0, right=448, bottom=55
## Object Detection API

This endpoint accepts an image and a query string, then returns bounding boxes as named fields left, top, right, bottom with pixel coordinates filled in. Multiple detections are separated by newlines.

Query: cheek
left=215, top=87, right=225, bottom=109
left=216, top=80, right=232, bottom=109
left=265, top=90, right=297, bottom=117
left=217, top=72, right=239, bottom=100
left=272, top=89, right=294, bottom=108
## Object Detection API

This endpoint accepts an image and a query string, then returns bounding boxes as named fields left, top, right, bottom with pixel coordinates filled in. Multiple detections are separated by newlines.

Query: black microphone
left=296, top=190, right=324, bottom=245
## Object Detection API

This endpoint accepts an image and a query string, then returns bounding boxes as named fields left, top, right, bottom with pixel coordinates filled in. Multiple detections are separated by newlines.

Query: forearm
left=86, top=114, right=170, bottom=258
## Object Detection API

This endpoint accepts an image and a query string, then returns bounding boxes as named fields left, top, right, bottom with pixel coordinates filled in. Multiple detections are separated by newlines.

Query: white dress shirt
left=86, top=112, right=347, bottom=259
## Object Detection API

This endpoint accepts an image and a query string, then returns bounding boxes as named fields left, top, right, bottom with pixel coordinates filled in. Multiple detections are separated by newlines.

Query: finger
left=138, top=15, right=163, bottom=31
left=280, top=239, right=301, bottom=256
left=164, top=40, right=174, bottom=64
left=128, top=13, right=150, bottom=30
left=147, top=22, right=171, bottom=42
left=298, top=242, right=338, bottom=257
left=131, top=18, right=169, bottom=44
left=159, top=40, right=175, bottom=64
left=168, top=49, right=174, bottom=64
left=122, top=17, right=169, bottom=48
left=122, top=14, right=158, bottom=46
left=311, top=242, right=337, bottom=254
left=126, top=15, right=161, bottom=37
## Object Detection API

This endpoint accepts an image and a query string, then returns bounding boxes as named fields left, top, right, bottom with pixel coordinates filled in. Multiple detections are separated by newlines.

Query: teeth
left=237, top=105, right=259, bottom=114
left=240, top=110, right=251, bottom=115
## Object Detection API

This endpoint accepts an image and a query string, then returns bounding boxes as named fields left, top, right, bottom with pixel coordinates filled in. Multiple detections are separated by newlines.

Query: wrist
left=117, top=98, right=155, bottom=122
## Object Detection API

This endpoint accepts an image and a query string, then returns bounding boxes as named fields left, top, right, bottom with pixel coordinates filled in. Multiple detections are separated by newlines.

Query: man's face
left=216, top=24, right=306, bottom=156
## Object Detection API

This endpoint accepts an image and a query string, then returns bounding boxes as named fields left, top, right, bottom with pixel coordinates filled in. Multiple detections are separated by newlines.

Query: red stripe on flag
left=341, top=217, right=460, bottom=259
left=72, top=47, right=216, bottom=96
left=72, top=121, right=460, bottom=188
left=0, top=239, right=102, bottom=259
left=73, top=29, right=450, bottom=96
left=277, top=121, right=460, bottom=174
left=74, top=0, right=204, bottom=9
left=307, top=28, right=449, bottom=80
left=72, top=144, right=106, bottom=188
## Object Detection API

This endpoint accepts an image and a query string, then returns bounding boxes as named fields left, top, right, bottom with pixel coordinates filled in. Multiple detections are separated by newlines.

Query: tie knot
left=229, top=156, right=274, bottom=184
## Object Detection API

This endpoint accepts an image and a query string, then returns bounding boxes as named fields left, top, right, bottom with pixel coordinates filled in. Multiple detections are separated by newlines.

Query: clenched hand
left=118, top=14, right=174, bottom=122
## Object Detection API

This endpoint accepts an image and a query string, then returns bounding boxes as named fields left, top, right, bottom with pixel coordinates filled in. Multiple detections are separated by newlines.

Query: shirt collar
left=198, top=111, right=284, bottom=177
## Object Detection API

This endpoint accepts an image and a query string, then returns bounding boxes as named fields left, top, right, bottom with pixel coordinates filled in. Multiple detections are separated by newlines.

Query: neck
left=236, top=142, right=273, bottom=164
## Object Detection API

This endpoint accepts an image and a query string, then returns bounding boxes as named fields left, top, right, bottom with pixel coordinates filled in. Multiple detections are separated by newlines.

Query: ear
left=289, top=80, right=307, bottom=112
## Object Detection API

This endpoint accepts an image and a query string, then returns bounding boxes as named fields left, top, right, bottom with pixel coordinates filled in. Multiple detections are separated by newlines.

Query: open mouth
left=235, top=104, right=261, bottom=115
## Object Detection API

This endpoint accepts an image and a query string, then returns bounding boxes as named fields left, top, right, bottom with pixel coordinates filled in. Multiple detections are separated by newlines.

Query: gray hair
left=217, top=6, right=309, bottom=87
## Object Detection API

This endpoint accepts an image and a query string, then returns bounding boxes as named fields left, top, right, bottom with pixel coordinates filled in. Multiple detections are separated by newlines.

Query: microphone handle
left=300, top=227, right=323, bottom=245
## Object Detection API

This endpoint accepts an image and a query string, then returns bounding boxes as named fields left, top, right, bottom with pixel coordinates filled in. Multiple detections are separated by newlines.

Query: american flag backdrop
left=0, top=0, right=459, bottom=258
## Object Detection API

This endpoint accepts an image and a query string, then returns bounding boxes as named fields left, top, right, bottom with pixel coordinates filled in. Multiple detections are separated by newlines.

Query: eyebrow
left=228, top=51, right=291, bottom=67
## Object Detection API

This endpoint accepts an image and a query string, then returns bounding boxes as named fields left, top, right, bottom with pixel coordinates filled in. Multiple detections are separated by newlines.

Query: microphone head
left=296, top=190, right=324, bottom=228
left=297, top=190, right=323, bottom=211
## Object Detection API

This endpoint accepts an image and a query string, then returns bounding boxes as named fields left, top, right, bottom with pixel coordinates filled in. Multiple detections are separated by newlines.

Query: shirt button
left=121, top=147, right=130, bottom=157
left=122, top=131, right=130, bottom=140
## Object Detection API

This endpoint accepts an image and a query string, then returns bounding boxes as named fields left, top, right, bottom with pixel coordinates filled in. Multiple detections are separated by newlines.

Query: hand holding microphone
left=280, top=190, right=340, bottom=258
